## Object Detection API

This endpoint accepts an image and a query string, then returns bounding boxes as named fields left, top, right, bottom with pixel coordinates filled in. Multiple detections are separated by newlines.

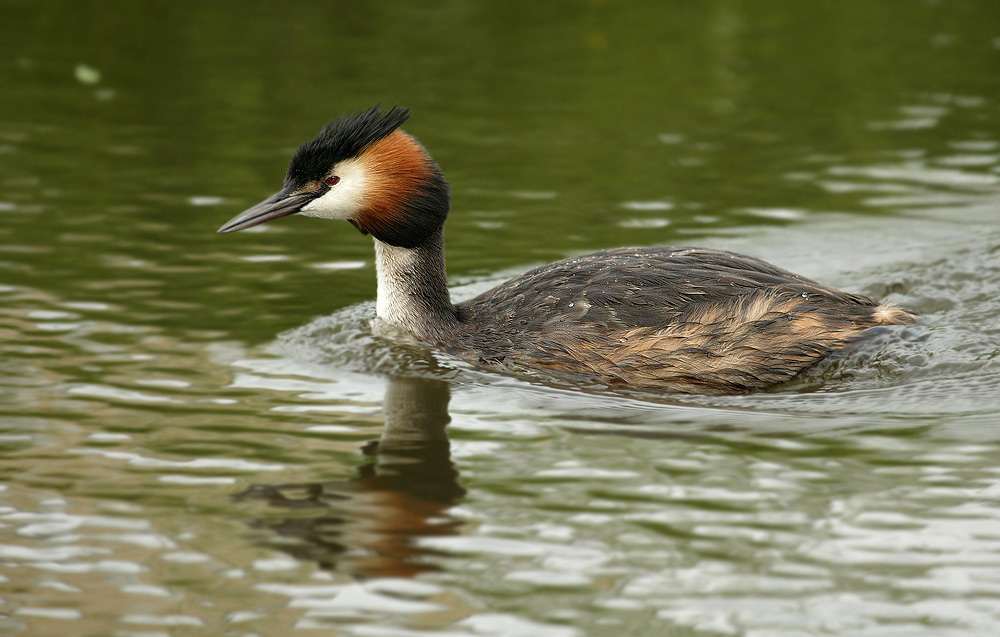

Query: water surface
left=2, top=1, right=1000, bottom=635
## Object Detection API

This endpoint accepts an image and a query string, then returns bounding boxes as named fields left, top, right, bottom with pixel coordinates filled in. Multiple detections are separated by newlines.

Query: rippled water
left=3, top=1, right=1000, bottom=635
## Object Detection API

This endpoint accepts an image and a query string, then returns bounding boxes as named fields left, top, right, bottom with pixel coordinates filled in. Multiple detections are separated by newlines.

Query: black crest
left=285, top=105, right=410, bottom=187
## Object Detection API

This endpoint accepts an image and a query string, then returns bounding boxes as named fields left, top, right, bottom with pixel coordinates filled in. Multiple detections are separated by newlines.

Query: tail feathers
left=872, top=302, right=917, bottom=326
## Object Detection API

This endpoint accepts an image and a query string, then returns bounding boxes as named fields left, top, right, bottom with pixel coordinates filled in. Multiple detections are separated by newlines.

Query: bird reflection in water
left=234, top=377, right=464, bottom=578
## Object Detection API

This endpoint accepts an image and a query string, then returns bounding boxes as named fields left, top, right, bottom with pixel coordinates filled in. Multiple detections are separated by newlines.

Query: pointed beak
left=217, top=189, right=316, bottom=234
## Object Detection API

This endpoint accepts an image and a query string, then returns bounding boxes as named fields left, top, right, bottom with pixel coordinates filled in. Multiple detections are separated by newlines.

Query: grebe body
left=219, top=106, right=914, bottom=393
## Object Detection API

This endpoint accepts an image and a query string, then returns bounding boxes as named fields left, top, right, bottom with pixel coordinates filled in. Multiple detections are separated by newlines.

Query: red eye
left=325, top=176, right=340, bottom=186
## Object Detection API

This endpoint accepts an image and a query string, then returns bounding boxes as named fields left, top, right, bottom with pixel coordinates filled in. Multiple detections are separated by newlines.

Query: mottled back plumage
left=446, top=247, right=914, bottom=393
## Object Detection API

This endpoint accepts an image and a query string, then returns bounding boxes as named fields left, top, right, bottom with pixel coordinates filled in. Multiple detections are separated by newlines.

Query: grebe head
left=218, top=105, right=450, bottom=248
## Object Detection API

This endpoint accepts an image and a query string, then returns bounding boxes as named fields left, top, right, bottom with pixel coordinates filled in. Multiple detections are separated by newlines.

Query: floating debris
left=74, top=64, right=101, bottom=85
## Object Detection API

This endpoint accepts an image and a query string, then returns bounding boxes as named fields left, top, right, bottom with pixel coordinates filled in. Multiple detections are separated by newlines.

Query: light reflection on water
left=4, top=180, right=1000, bottom=634
left=5, top=180, right=1000, bottom=634
left=4, top=208, right=1000, bottom=634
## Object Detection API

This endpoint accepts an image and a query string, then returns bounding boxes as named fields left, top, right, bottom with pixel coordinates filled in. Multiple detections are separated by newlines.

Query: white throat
left=374, top=240, right=420, bottom=323
left=372, top=231, right=455, bottom=340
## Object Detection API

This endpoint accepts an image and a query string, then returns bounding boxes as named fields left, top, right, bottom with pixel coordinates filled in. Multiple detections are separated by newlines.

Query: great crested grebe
left=219, top=105, right=914, bottom=393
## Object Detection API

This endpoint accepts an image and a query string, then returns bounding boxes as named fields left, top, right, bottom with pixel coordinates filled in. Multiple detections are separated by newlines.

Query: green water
left=3, top=1, right=1000, bottom=635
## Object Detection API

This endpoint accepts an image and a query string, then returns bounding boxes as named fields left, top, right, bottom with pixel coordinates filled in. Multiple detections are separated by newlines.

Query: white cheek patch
left=298, top=158, right=368, bottom=220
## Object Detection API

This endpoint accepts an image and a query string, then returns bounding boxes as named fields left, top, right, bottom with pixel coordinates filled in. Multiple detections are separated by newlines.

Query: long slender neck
left=374, top=227, right=458, bottom=341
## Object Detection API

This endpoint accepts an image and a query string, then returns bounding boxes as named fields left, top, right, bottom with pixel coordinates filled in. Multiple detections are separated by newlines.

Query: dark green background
left=4, top=1, right=997, bottom=338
